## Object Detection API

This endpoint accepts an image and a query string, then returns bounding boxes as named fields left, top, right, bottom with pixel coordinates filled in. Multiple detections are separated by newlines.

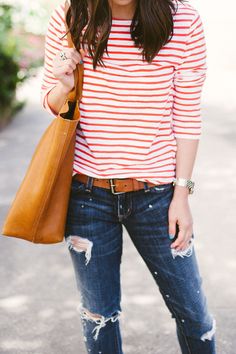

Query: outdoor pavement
left=0, top=1, right=236, bottom=352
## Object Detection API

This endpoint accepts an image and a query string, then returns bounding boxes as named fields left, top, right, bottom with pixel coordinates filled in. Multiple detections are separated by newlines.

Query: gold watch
left=172, top=177, right=195, bottom=194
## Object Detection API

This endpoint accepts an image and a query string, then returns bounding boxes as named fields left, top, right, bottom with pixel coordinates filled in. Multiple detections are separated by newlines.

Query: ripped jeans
left=64, top=175, right=217, bottom=354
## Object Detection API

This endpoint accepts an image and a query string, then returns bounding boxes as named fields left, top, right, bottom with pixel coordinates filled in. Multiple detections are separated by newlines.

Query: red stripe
left=79, top=125, right=172, bottom=138
left=82, top=94, right=167, bottom=104
left=80, top=107, right=167, bottom=116
left=173, top=123, right=200, bottom=129
left=43, top=77, right=58, bottom=84
left=85, top=65, right=173, bottom=78
left=46, top=35, right=61, bottom=48
left=84, top=73, right=171, bottom=85
left=55, top=8, right=65, bottom=24
left=80, top=128, right=157, bottom=138
left=50, top=15, right=61, bottom=28
left=173, top=106, right=200, bottom=113
left=174, top=12, right=196, bottom=17
left=173, top=112, right=200, bottom=118
left=187, top=35, right=205, bottom=47
left=107, top=42, right=185, bottom=53
left=174, top=131, right=200, bottom=135
left=173, top=100, right=199, bottom=107
left=46, top=42, right=60, bottom=53
left=173, top=87, right=202, bottom=95
left=82, top=57, right=180, bottom=65
left=81, top=101, right=169, bottom=111
left=79, top=114, right=167, bottom=123
left=173, top=117, right=201, bottom=123
left=82, top=80, right=171, bottom=92
left=44, top=73, right=56, bottom=80
left=45, top=54, right=53, bottom=62
left=84, top=88, right=170, bottom=98
left=108, top=37, right=186, bottom=45
left=45, top=60, right=53, bottom=68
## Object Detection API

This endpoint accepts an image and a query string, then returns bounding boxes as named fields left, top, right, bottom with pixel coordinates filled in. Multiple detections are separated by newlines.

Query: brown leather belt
left=73, top=173, right=157, bottom=194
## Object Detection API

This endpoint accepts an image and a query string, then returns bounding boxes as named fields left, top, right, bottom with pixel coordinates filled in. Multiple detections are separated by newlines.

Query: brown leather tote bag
left=1, top=1, right=83, bottom=244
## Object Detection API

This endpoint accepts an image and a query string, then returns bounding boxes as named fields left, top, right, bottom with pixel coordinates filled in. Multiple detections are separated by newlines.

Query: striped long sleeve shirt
left=40, top=0, right=207, bottom=184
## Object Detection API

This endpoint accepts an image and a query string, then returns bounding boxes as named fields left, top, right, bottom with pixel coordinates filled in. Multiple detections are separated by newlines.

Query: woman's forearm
left=47, top=82, right=72, bottom=116
left=173, top=138, right=200, bottom=199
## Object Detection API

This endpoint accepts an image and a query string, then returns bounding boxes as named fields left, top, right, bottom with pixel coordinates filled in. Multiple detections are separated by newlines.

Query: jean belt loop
left=143, top=181, right=151, bottom=193
left=85, top=176, right=93, bottom=193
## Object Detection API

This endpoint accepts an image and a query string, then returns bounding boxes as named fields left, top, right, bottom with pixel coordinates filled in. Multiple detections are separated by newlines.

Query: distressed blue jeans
left=64, top=175, right=217, bottom=354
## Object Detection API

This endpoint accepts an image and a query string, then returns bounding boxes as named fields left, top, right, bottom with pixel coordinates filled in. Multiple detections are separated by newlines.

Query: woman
left=41, top=0, right=217, bottom=353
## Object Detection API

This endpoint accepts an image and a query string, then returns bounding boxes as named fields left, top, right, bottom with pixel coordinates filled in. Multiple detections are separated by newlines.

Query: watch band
left=173, top=177, right=195, bottom=194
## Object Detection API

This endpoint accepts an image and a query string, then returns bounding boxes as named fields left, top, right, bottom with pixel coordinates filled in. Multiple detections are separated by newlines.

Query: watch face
left=173, top=179, right=194, bottom=193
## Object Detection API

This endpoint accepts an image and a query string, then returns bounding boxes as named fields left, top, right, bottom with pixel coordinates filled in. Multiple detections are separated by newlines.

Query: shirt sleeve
left=172, top=11, right=207, bottom=139
left=40, top=3, right=67, bottom=117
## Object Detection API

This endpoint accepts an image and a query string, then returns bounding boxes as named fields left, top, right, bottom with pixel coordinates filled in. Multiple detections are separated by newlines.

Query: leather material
left=73, top=174, right=157, bottom=193
left=1, top=0, right=83, bottom=244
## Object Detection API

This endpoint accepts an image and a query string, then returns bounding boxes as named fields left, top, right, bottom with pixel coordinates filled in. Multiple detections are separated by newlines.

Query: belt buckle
left=109, top=179, right=126, bottom=195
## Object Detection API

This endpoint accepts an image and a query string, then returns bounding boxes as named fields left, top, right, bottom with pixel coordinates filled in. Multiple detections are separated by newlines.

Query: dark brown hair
left=66, top=0, right=185, bottom=70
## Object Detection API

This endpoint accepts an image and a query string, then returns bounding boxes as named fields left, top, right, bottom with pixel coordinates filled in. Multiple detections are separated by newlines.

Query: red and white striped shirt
left=40, top=1, right=207, bottom=184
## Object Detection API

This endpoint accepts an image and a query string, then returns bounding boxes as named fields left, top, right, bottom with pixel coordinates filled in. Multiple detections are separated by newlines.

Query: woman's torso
left=42, top=1, right=205, bottom=184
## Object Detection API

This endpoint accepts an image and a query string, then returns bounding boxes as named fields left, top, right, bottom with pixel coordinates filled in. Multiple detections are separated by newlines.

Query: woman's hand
left=52, top=48, right=86, bottom=93
left=168, top=187, right=193, bottom=251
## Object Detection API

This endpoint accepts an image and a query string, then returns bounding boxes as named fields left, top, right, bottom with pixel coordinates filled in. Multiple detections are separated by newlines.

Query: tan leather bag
left=1, top=1, right=83, bottom=244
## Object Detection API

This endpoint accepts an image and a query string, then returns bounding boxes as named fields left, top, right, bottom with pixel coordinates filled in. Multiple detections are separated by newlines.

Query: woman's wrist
left=173, top=185, right=189, bottom=199
left=47, top=81, right=73, bottom=116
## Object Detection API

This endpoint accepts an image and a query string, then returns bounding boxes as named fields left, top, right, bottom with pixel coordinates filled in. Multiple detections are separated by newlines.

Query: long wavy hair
left=65, top=0, right=185, bottom=70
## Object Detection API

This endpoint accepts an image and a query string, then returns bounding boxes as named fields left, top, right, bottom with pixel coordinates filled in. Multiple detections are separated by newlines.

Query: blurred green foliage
left=0, top=4, right=26, bottom=119
left=0, top=2, right=46, bottom=125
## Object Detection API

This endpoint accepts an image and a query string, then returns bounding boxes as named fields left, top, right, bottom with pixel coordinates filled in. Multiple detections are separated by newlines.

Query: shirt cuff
left=41, top=86, right=59, bottom=117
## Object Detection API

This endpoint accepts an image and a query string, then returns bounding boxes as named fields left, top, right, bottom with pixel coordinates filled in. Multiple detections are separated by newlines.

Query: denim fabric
left=64, top=176, right=217, bottom=354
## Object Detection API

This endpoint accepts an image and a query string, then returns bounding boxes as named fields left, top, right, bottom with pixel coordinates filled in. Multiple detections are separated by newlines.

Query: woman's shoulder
left=172, top=0, right=201, bottom=22
left=48, top=1, right=67, bottom=31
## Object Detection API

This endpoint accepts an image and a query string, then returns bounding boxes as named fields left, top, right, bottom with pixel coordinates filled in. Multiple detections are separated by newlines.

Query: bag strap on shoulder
left=64, top=0, right=84, bottom=102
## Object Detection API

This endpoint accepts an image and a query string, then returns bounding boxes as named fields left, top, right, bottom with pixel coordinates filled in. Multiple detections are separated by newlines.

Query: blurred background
left=0, top=0, right=235, bottom=353
left=0, top=0, right=58, bottom=130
